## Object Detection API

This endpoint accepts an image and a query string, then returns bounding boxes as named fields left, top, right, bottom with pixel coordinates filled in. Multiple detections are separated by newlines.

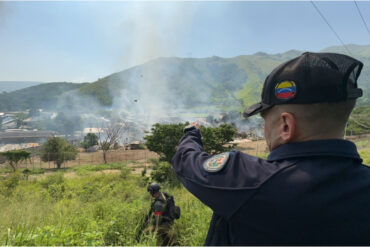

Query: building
left=0, top=130, right=55, bottom=145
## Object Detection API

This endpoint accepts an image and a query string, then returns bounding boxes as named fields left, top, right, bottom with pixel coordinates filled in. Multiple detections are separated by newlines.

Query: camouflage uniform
left=149, top=192, right=174, bottom=246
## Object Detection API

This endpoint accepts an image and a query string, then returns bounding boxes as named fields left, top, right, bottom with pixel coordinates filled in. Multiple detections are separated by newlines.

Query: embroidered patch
left=203, top=152, right=230, bottom=173
left=275, top=81, right=297, bottom=100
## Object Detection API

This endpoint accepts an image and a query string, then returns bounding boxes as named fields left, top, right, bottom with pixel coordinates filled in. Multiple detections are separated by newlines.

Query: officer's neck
left=294, top=130, right=345, bottom=142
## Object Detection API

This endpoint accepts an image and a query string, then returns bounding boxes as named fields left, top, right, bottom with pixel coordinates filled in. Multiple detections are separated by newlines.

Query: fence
left=0, top=148, right=159, bottom=170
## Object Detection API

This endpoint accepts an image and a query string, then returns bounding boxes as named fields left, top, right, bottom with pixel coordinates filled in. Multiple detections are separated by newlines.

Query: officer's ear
left=279, top=112, right=296, bottom=143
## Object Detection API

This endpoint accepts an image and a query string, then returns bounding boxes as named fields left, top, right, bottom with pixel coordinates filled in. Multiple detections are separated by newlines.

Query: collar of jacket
left=267, top=139, right=362, bottom=162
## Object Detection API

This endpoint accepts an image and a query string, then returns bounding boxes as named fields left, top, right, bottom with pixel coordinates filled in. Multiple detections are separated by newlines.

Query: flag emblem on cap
left=275, top=81, right=297, bottom=100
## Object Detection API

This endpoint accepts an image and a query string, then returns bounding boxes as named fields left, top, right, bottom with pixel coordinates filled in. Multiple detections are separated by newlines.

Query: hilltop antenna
left=354, top=0, right=370, bottom=39
left=310, top=1, right=352, bottom=55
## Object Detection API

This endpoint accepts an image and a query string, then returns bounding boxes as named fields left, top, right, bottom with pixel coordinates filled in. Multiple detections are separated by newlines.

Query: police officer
left=172, top=52, right=370, bottom=245
left=146, top=182, right=174, bottom=246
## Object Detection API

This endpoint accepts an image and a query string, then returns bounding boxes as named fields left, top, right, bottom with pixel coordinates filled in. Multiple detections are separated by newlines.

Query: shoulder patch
left=203, top=152, right=230, bottom=173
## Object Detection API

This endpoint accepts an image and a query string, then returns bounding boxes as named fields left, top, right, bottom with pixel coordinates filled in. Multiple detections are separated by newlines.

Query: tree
left=201, top=124, right=237, bottom=155
left=28, top=108, right=40, bottom=117
left=144, top=123, right=187, bottom=163
left=98, top=123, right=125, bottom=164
left=0, top=150, right=31, bottom=172
left=144, top=123, right=237, bottom=162
left=41, top=137, right=78, bottom=169
left=81, top=133, right=99, bottom=150
left=54, top=112, right=82, bottom=135
left=150, top=161, right=181, bottom=187
left=15, top=113, right=27, bottom=128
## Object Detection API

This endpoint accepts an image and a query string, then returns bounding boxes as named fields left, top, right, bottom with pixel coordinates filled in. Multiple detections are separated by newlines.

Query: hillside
left=0, top=81, right=44, bottom=93
left=0, top=82, right=87, bottom=111
left=75, top=45, right=370, bottom=112
left=347, top=105, right=370, bottom=135
left=1, top=44, right=370, bottom=114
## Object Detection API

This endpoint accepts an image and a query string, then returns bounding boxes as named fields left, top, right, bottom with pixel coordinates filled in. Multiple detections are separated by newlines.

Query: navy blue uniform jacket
left=171, top=129, right=370, bottom=245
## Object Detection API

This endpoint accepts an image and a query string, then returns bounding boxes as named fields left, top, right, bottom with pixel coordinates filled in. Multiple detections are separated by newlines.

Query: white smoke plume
left=112, top=3, right=200, bottom=129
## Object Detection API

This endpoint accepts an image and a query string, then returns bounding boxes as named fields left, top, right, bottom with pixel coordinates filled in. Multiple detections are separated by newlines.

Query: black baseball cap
left=243, top=52, right=363, bottom=118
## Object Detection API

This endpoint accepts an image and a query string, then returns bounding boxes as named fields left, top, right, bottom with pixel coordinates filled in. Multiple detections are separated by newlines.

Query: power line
left=310, top=1, right=352, bottom=55
left=354, top=0, right=370, bottom=38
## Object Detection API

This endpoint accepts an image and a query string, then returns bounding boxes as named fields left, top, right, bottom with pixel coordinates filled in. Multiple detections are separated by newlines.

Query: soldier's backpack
left=162, top=192, right=181, bottom=220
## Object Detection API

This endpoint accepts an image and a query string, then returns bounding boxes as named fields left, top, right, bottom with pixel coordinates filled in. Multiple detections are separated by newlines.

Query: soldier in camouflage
left=146, top=182, right=174, bottom=246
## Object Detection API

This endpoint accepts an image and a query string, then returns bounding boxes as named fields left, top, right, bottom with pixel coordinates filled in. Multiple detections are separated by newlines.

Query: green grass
left=354, top=139, right=370, bottom=150
left=70, top=162, right=131, bottom=173
left=359, top=148, right=370, bottom=166
left=0, top=170, right=211, bottom=246
left=0, top=162, right=133, bottom=176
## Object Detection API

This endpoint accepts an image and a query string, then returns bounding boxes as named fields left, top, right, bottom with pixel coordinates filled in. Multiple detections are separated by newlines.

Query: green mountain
left=1, top=44, right=369, bottom=114
left=74, top=45, right=370, bottom=113
left=0, top=81, right=44, bottom=93
left=73, top=50, right=304, bottom=113
left=0, top=82, right=87, bottom=111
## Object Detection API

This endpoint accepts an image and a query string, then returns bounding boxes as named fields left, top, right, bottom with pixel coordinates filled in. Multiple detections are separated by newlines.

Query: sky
left=1, top=1, right=370, bottom=82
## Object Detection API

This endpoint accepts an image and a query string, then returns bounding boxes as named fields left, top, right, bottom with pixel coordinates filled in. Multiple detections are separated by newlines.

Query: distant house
left=0, top=130, right=55, bottom=145
left=83, top=128, right=103, bottom=135
left=0, top=143, right=40, bottom=152
left=86, top=145, right=99, bottom=152
left=129, top=141, right=144, bottom=150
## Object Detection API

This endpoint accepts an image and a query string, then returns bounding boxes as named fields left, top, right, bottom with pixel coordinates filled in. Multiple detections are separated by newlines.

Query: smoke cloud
left=25, top=3, right=262, bottom=142
left=112, top=3, right=200, bottom=130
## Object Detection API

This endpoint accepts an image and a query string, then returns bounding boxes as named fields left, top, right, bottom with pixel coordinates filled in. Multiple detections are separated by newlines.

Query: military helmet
left=147, top=182, right=161, bottom=195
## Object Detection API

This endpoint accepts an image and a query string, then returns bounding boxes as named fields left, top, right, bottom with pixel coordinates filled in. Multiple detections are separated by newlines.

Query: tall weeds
left=0, top=167, right=211, bottom=245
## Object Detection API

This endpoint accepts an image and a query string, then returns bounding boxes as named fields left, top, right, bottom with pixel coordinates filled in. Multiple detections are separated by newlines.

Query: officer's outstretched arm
left=171, top=128, right=211, bottom=179
left=171, top=127, right=273, bottom=219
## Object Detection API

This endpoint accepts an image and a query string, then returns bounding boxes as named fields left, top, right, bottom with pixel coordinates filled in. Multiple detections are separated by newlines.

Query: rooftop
left=0, top=130, right=55, bottom=139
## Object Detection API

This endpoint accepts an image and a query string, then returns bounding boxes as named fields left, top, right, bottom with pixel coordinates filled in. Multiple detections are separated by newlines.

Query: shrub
left=81, top=133, right=98, bottom=150
left=151, top=162, right=181, bottom=187
left=144, top=123, right=187, bottom=162
left=0, top=172, right=21, bottom=196
left=40, top=173, right=64, bottom=189
left=48, top=183, right=65, bottom=201
left=0, top=150, right=31, bottom=172
left=141, top=167, right=147, bottom=177
left=145, top=123, right=237, bottom=163
left=120, top=167, right=131, bottom=179
left=41, top=137, right=78, bottom=169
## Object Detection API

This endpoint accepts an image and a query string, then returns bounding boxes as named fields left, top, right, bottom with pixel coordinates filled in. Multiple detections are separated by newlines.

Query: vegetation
left=145, top=123, right=237, bottom=163
left=359, top=148, right=370, bottom=166
left=347, top=105, right=370, bottom=135
left=0, top=150, right=31, bottom=172
left=0, top=169, right=211, bottom=245
left=15, top=113, right=27, bottom=128
left=201, top=124, right=237, bottom=154
left=0, top=138, right=367, bottom=245
left=0, top=82, right=86, bottom=112
left=81, top=133, right=99, bottom=150
left=53, top=112, right=82, bottom=135
left=144, top=123, right=188, bottom=163
left=3, top=45, right=369, bottom=114
left=41, top=137, right=78, bottom=169
left=98, top=123, right=125, bottom=164
left=78, top=77, right=114, bottom=106
left=150, top=160, right=181, bottom=188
